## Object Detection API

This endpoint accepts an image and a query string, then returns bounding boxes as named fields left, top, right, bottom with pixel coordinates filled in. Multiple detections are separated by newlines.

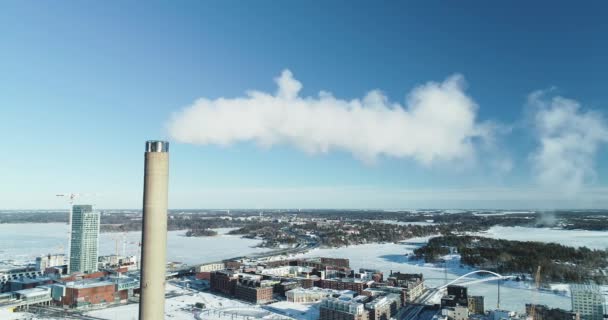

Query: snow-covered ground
left=473, top=226, right=608, bottom=250
left=0, top=224, right=270, bottom=267
left=0, top=310, right=39, bottom=320
left=293, top=236, right=572, bottom=313
left=265, top=301, right=319, bottom=320
left=85, top=283, right=292, bottom=320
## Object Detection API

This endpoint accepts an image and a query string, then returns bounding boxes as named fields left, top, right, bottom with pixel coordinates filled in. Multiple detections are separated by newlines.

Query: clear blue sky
left=1, top=1, right=607, bottom=209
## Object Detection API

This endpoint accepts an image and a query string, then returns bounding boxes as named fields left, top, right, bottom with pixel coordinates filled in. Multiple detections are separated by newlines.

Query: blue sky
left=1, top=1, right=608, bottom=209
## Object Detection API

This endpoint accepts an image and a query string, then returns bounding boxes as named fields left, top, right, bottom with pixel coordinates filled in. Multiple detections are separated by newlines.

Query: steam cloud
left=530, top=91, right=608, bottom=195
left=168, top=70, right=490, bottom=164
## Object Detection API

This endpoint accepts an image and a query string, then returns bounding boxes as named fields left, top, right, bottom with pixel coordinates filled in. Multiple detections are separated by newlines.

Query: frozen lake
left=0, top=223, right=270, bottom=267
left=473, top=226, right=608, bottom=250
left=296, top=237, right=572, bottom=313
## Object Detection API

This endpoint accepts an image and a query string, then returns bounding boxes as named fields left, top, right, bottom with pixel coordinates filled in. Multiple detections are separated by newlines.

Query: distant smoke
left=167, top=70, right=492, bottom=164
left=529, top=91, right=608, bottom=195
left=535, top=211, right=557, bottom=227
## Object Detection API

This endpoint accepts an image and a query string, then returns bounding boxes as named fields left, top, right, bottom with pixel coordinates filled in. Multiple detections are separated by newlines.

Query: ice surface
left=0, top=224, right=271, bottom=267
left=473, top=226, right=608, bottom=250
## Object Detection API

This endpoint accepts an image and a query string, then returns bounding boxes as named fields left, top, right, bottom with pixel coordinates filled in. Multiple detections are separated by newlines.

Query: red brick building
left=195, top=272, right=211, bottom=280
left=234, top=283, right=273, bottom=304
left=316, top=279, right=369, bottom=294
left=210, top=271, right=238, bottom=295
left=320, top=258, right=350, bottom=268
left=59, top=281, right=116, bottom=308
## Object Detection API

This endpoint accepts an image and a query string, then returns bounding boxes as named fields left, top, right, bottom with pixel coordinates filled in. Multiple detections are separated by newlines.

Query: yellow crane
left=529, top=266, right=542, bottom=320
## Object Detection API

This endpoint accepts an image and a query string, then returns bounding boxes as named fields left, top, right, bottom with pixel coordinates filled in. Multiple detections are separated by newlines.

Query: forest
left=413, top=235, right=608, bottom=284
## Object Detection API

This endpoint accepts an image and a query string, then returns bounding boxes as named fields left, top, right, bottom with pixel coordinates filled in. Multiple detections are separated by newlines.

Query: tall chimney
left=139, top=140, right=169, bottom=320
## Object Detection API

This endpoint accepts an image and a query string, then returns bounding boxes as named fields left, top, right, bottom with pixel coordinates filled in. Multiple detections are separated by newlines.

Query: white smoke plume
left=530, top=91, right=608, bottom=195
left=168, top=70, right=492, bottom=165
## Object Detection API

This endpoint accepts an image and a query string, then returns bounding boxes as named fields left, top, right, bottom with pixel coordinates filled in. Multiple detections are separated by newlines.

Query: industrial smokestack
left=139, top=140, right=169, bottom=320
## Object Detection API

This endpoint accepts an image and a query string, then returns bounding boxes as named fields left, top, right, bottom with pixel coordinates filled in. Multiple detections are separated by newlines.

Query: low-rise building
left=317, top=278, right=370, bottom=294
left=260, top=266, right=313, bottom=277
left=210, top=270, right=239, bottom=295
left=386, top=272, right=424, bottom=302
left=14, top=286, right=53, bottom=306
left=1, top=267, right=43, bottom=292
left=35, top=254, right=67, bottom=272
left=442, top=305, right=469, bottom=320
left=50, top=276, right=137, bottom=309
left=364, top=294, right=401, bottom=320
left=234, top=282, right=273, bottom=304
left=320, top=297, right=369, bottom=320
left=358, top=269, right=383, bottom=283
left=8, top=276, right=54, bottom=291
left=286, top=287, right=338, bottom=303
left=526, top=304, right=576, bottom=320
left=320, top=258, right=350, bottom=268
left=197, top=262, right=225, bottom=273
left=275, top=281, right=301, bottom=296
left=55, top=280, right=116, bottom=308
left=446, top=285, right=468, bottom=307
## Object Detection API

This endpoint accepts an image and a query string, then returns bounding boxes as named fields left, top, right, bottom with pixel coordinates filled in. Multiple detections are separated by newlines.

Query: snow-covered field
left=265, top=301, right=319, bottom=320
left=473, top=226, right=608, bottom=250
left=294, top=236, right=572, bottom=313
left=85, top=283, right=292, bottom=320
left=0, top=224, right=270, bottom=267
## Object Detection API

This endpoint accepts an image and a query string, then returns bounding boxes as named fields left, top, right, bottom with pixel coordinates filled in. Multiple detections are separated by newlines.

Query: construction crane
left=529, top=266, right=542, bottom=320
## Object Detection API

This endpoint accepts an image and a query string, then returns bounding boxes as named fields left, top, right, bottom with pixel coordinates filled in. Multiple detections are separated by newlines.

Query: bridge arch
left=438, top=270, right=508, bottom=289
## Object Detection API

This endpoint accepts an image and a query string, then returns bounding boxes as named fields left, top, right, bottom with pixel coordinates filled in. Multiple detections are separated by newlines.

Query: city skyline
left=2, top=2, right=608, bottom=209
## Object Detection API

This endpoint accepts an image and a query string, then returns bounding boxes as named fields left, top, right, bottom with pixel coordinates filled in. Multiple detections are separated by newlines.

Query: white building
left=197, top=262, right=225, bottom=273
left=260, top=266, right=312, bottom=277
left=69, top=205, right=100, bottom=274
left=571, top=284, right=605, bottom=320
left=320, top=297, right=367, bottom=317
left=286, top=287, right=336, bottom=303
left=36, top=254, right=67, bottom=271
left=442, top=305, right=469, bottom=320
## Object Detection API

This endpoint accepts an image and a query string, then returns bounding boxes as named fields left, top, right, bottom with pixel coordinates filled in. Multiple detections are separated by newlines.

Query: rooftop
left=65, top=279, right=115, bottom=289
left=15, top=286, right=51, bottom=297
left=10, top=276, right=52, bottom=284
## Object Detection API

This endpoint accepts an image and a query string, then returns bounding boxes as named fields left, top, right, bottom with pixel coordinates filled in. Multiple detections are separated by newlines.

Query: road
left=178, top=235, right=320, bottom=274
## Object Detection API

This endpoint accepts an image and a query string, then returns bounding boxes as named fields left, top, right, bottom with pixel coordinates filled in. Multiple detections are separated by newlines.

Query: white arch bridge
left=437, top=269, right=516, bottom=289
left=417, top=270, right=515, bottom=304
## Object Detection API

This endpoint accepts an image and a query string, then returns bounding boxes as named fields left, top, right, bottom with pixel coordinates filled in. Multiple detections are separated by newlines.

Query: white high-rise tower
left=68, top=204, right=100, bottom=274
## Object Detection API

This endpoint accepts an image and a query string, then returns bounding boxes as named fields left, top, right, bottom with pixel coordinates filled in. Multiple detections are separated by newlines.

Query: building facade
left=286, top=287, right=336, bottom=303
left=525, top=304, right=575, bottom=320
left=570, top=284, right=604, bottom=320
left=386, top=273, right=424, bottom=302
left=234, top=283, right=273, bottom=304
left=468, top=296, right=484, bottom=315
left=210, top=271, right=238, bottom=295
left=36, top=254, right=67, bottom=272
left=320, top=297, right=369, bottom=320
left=317, top=278, right=369, bottom=294
left=69, top=205, right=100, bottom=274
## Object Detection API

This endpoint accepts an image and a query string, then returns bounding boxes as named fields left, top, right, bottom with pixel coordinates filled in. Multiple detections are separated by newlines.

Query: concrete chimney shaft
left=139, top=140, right=169, bottom=320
